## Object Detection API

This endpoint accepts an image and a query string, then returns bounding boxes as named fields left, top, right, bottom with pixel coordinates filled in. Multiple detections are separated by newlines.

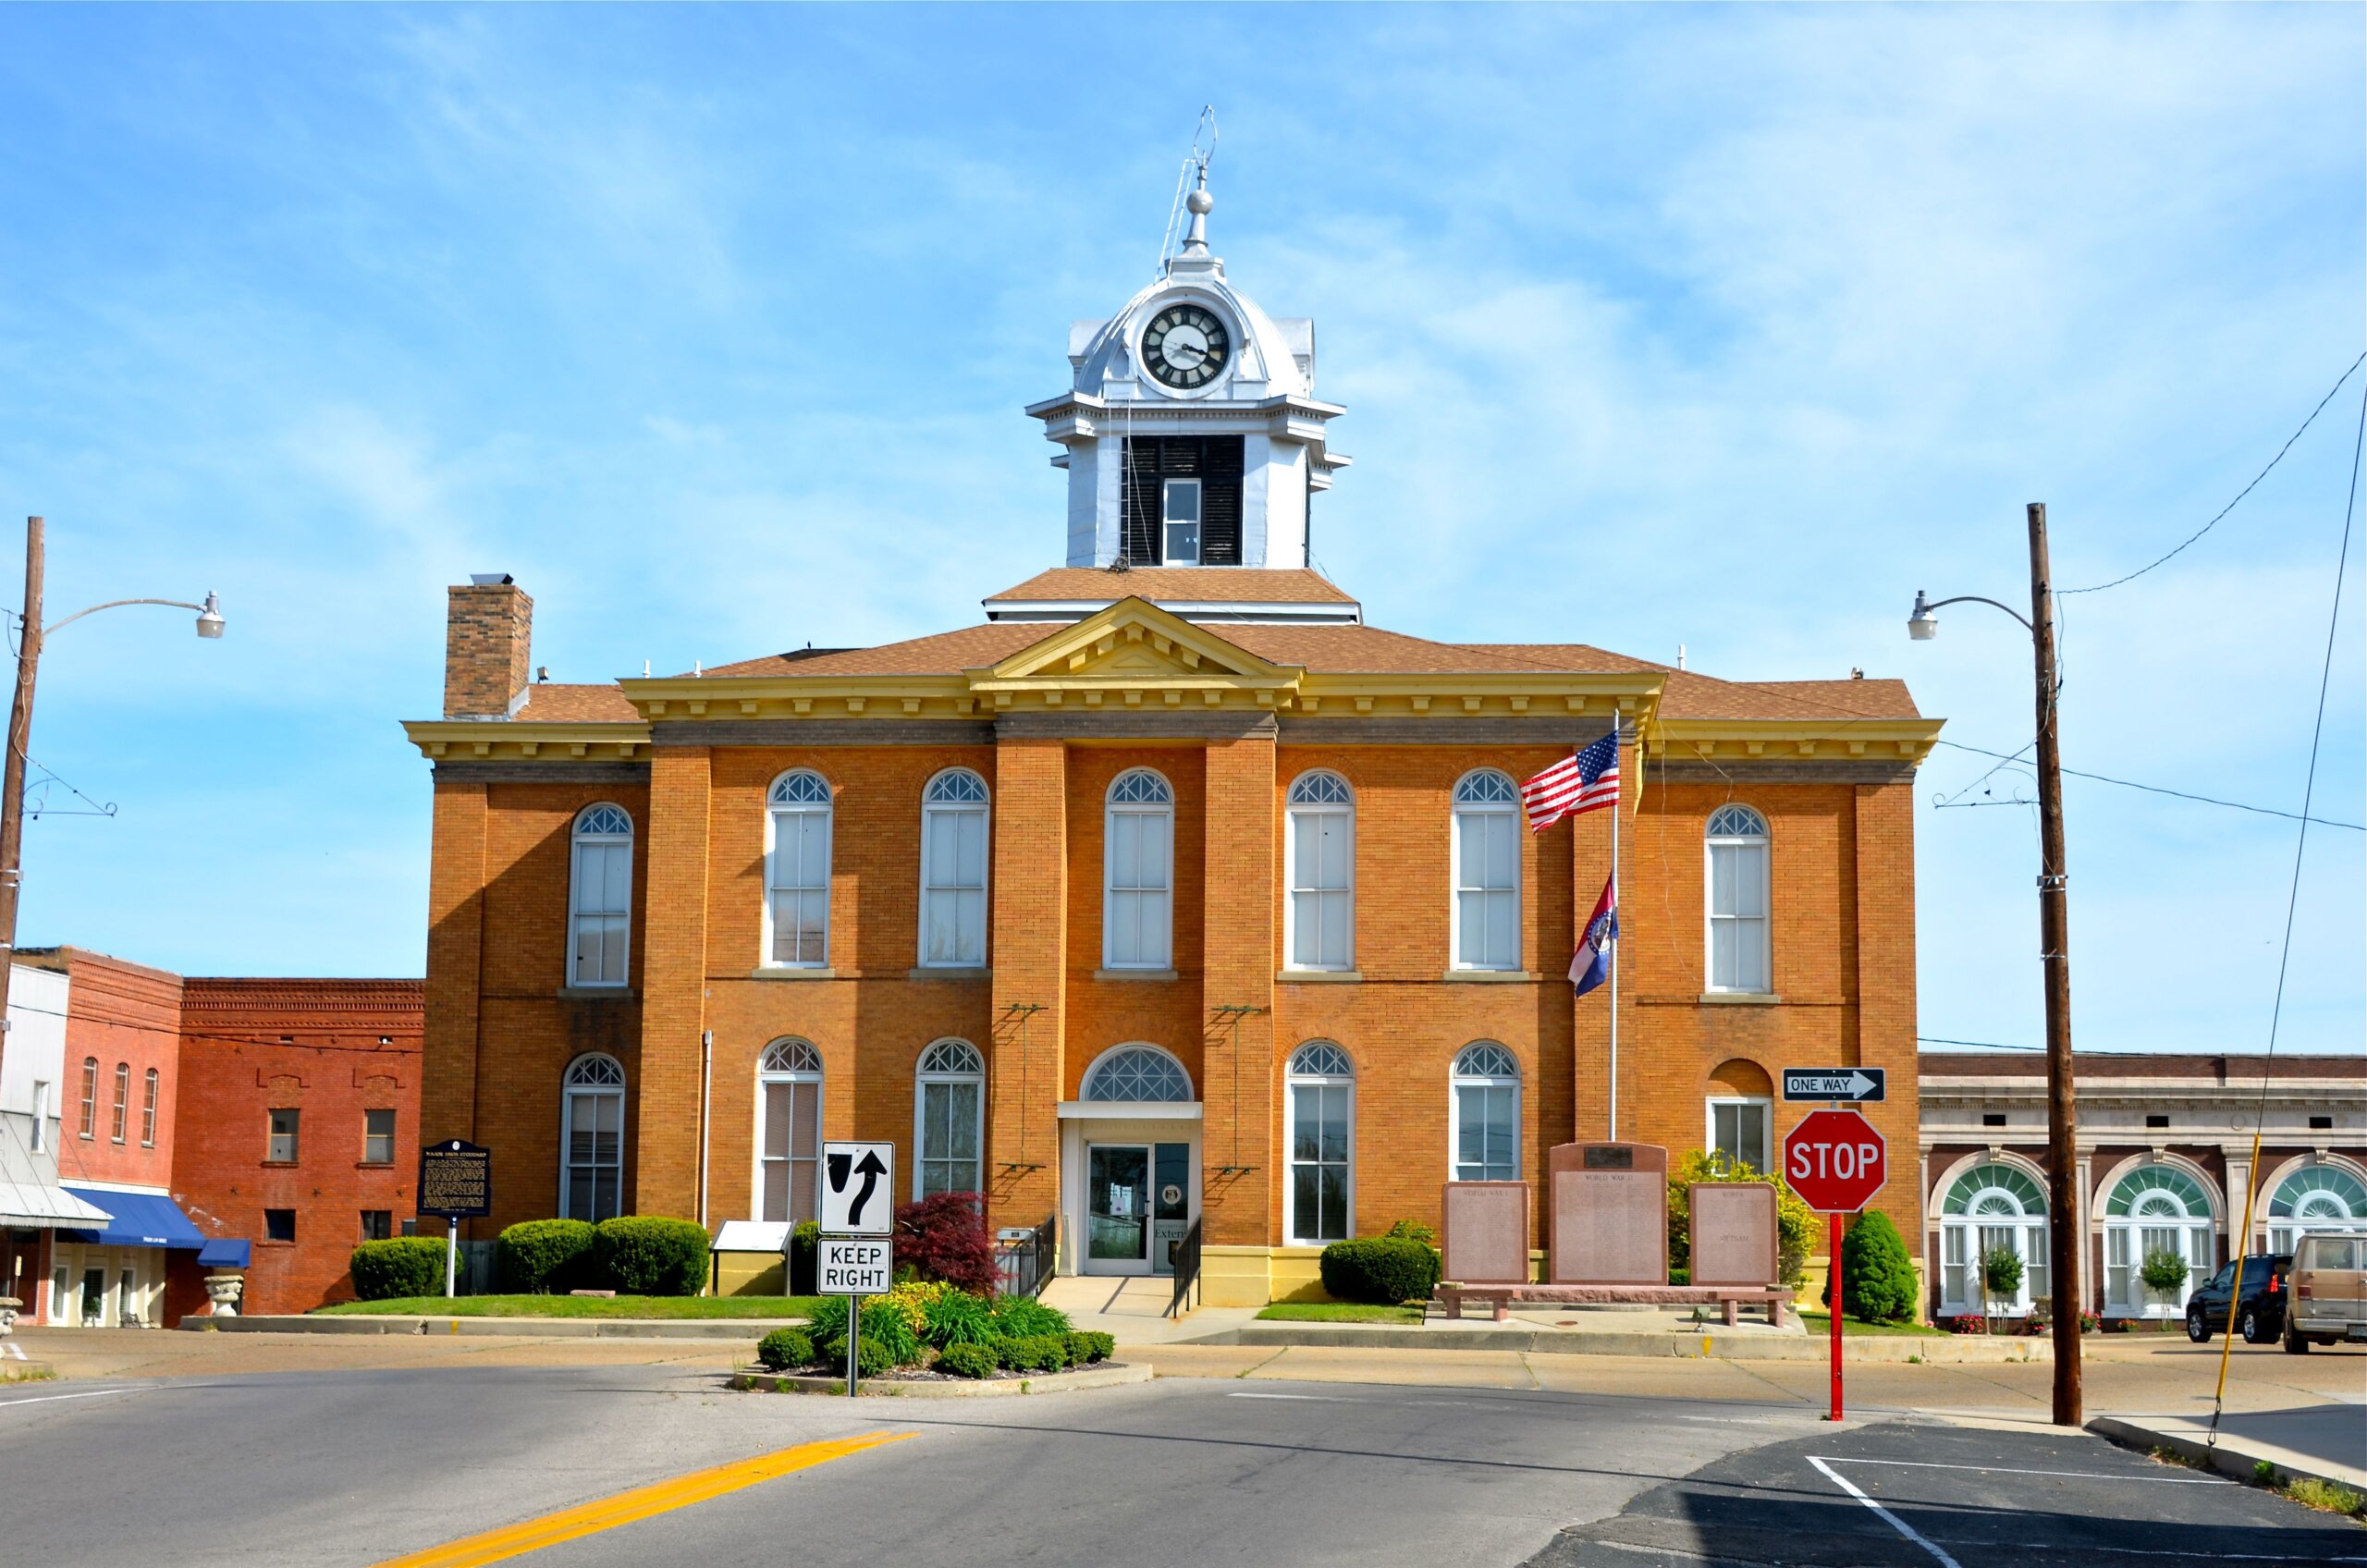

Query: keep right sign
left=1783, top=1109, right=1887, bottom=1215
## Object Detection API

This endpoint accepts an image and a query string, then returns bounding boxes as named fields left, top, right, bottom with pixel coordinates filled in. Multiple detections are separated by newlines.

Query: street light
left=1907, top=500, right=2081, bottom=1429
left=0, top=517, right=226, bottom=1073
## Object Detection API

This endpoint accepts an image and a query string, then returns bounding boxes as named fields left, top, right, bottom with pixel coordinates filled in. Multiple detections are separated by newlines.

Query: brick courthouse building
left=406, top=184, right=1942, bottom=1304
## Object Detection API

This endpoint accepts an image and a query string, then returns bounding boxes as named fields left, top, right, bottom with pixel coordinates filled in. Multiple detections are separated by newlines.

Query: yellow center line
left=371, top=1430, right=914, bottom=1568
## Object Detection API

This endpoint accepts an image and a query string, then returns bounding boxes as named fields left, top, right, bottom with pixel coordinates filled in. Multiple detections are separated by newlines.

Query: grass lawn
left=315, top=1294, right=825, bottom=1319
left=1254, top=1302, right=1428, bottom=1325
left=1796, top=1309, right=1950, bottom=1339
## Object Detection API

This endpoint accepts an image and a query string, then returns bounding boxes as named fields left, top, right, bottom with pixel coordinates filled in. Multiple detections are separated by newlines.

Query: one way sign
left=1782, top=1067, right=1886, bottom=1104
left=820, top=1141, right=895, bottom=1235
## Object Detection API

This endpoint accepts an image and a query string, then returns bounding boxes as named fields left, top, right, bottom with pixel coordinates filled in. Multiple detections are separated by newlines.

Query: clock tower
left=1026, top=169, right=1349, bottom=571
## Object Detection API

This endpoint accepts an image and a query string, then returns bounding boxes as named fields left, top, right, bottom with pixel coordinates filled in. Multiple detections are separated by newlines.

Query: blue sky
left=0, top=6, right=2358, bottom=1057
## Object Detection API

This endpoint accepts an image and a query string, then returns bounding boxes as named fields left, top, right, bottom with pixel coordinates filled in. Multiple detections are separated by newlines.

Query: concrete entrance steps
left=1038, top=1277, right=1257, bottom=1345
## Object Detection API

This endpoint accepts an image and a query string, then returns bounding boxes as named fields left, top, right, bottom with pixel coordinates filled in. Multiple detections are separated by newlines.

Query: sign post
left=819, top=1141, right=894, bottom=1398
left=416, top=1140, right=493, bottom=1301
left=1781, top=1107, right=1886, bottom=1423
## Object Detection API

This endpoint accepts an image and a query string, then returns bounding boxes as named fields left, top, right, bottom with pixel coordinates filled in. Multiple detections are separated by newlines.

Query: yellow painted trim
left=403, top=720, right=653, bottom=765
left=370, top=1431, right=913, bottom=1568
left=980, top=597, right=1302, bottom=685
left=1648, top=716, right=1944, bottom=766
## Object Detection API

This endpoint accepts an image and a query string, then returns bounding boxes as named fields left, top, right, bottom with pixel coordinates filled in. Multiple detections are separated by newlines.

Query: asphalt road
left=1, top=1364, right=2357, bottom=1568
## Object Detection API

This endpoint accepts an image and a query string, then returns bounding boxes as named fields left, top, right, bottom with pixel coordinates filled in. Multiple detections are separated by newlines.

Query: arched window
left=2102, top=1163, right=2217, bottom=1317
left=560, top=1054, right=626, bottom=1222
left=569, top=803, right=633, bottom=986
left=766, top=771, right=833, bottom=967
left=757, top=1039, right=824, bottom=1222
left=1451, top=1043, right=1520, bottom=1182
left=1286, top=772, right=1355, bottom=971
left=914, top=1039, right=985, bottom=1199
left=1286, top=1043, right=1354, bottom=1243
left=1706, top=804, right=1771, bottom=993
left=141, top=1068, right=159, bottom=1148
left=111, top=1062, right=129, bottom=1144
left=1937, top=1162, right=2049, bottom=1317
left=2266, top=1163, right=2367, bottom=1257
left=919, top=769, right=989, bottom=969
left=1081, top=1045, right=1194, bottom=1103
left=1104, top=770, right=1173, bottom=970
left=1452, top=771, right=1520, bottom=971
left=78, top=1056, right=97, bottom=1139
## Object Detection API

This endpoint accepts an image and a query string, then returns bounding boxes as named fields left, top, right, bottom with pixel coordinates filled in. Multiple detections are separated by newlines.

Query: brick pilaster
left=1853, top=779, right=1921, bottom=1238
left=987, top=736, right=1065, bottom=1230
left=421, top=778, right=486, bottom=1151
left=635, top=746, right=712, bottom=1219
left=1201, top=732, right=1277, bottom=1246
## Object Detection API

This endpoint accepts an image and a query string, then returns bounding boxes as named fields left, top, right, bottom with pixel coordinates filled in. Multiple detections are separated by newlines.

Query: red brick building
left=405, top=188, right=1944, bottom=1303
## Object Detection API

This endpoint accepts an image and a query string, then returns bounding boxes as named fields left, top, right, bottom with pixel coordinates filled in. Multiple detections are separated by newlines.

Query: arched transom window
left=1705, top=804, right=1771, bottom=994
left=914, top=1038, right=985, bottom=1199
left=920, top=769, right=990, bottom=969
left=570, top=803, right=633, bottom=986
left=1104, top=770, right=1174, bottom=970
left=561, top=1053, right=626, bottom=1222
left=1451, top=1042, right=1520, bottom=1182
left=767, top=771, right=833, bottom=967
left=2103, top=1163, right=2216, bottom=1317
left=1082, top=1045, right=1193, bottom=1104
left=1937, top=1162, right=2049, bottom=1316
left=757, top=1039, right=824, bottom=1222
left=1286, top=771, right=1355, bottom=972
left=1286, top=1043, right=1354, bottom=1244
left=1452, top=771, right=1520, bottom=971
left=2267, top=1164, right=2367, bottom=1256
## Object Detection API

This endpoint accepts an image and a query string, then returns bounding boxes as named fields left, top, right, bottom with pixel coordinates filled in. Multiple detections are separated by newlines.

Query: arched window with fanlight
left=1451, top=1043, right=1520, bottom=1182
left=2264, top=1163, right=2367, bottom=1257
left=1286, top=1043, right=1354, bottom=1243
left=1080, top=1044, right=1194, bottom=1104
left=560, top=1053, right=626, bottom=1222
left=756, top=1039, right=824, bottom=1222
left=569, top=803, right=633, bottom=986
left=766, top=771, right=833, bottom=967
left=919, top=769, right=989, bottom=969
left=1706, top=803, right=1771, bottom=994
left=2102, top=1162, right=2219, bottom=1317
left=1452, top=771, right=1520, bottom=971
left=913, top=1039, right=985, bottom=1199
left=1286, top=771, right=1355, bottom=972
left=1104, top=769, right=1173, bottom=970
left=1936, top=1161, right=2049, bottom=1317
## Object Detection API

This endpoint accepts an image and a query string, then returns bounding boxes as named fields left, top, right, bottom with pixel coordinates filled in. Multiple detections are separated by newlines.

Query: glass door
left=1085, top=1145, right=1151, bottom=1274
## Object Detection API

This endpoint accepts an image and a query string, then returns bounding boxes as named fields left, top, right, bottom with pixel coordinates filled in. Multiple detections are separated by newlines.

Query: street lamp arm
left=1917, top=592, right=2033, bottom=632
left=42, top=595, right=214, bottom=636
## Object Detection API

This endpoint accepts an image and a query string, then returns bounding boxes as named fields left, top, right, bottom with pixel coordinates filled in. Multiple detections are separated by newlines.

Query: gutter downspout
left=698, top=1030, right=713, bottom=1231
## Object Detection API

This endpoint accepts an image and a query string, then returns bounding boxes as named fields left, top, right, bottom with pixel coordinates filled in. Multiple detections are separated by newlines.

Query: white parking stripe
left=0, top=1387, right=141, bottom=1411
left=1808, top=1454, right=1965, bottom=1568
left=1813, top=1454, right=2229, bottom=1485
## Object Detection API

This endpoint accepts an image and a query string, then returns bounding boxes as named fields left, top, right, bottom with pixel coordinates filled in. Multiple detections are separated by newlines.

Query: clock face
left=1141, top=303, right=1232, bottom=390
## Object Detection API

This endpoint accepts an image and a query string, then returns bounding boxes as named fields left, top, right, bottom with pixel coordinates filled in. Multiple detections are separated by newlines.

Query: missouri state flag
left=1570, top=875, right=1617, bottom=998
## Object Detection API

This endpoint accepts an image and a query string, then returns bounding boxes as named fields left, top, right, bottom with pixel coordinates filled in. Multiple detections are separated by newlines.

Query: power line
left=1932, top=739, right=2364, bottom=832
left=1918, top=1035, right=2045, bottom=1052
left=2063, top=350, right=2367, bottom=595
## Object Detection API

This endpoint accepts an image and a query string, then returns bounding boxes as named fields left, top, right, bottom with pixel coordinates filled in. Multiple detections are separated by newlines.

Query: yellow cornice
left=403, top=719, right=654, bottom=763
left=980, top=596, right=1304, bottom=686
left=1647, top=715, right=1944, bottom=765
left=622, top=674, right=981, bottom=720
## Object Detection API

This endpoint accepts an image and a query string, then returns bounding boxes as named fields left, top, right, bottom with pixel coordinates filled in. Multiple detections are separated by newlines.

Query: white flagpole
left=1608, top=712, right=1621, bottom=1144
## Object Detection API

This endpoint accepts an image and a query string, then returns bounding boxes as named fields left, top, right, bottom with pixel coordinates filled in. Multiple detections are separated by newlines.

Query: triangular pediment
left=973, top=597, right=1302, bottom=687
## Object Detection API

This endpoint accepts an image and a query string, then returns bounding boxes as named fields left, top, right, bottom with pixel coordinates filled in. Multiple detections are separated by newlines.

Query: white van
left=2281, top=1232, right=2366, bottom=1352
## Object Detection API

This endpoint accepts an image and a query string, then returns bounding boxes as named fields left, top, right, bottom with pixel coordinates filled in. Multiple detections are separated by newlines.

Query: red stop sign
left=1783, top=1109, right=1887, bottom=1214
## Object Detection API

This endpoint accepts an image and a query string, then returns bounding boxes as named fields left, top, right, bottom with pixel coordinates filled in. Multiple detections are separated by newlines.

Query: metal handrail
left=1166, top=1219, right=1203, bottom=1319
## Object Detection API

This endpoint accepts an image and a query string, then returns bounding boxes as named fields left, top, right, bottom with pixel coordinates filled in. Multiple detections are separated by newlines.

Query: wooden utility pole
left=0, top=517, right=43, bottom=1082
left=2027, top=501, right=2082, bottom=1427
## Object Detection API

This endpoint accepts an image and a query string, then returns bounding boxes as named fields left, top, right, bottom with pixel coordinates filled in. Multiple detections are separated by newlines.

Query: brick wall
left=41, top=949, right=183, bottom=1191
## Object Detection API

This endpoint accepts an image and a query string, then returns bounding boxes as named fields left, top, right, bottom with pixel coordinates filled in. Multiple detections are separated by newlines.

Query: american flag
left=1520, top=725, right=1621, bottom=832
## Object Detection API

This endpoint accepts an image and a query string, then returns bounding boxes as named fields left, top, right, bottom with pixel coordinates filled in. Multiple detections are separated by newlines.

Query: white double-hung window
left=1286, top=771, right=1355, bottom=971
left=1452, top=771, right=1520, bottom=971
left=1706, top=803, right=1771, bottom=993
left=560, top=1053, right=625, bottom=1222
left=569, top=803, right=633, bottom=986
left=1286, top=1043, right=1354, bottom=1244
left=757, top=1040, right=823, bottom=1222
left=1104, top=769, right=1173, bottom=969
left=1451, top=1043, right=1521, bottom=1182
left=767, top=770, right=833, bottom=967
left=914, top=1039, right=985, bottom=1199
left=1163, top=478, right=1202, bottom=564
left=919, top=769, right=989, bottom=969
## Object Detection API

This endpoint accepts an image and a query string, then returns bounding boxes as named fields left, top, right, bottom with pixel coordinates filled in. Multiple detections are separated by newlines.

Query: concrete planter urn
left=203, top=1272, right=245, bottom=1317
left=0, top=1296, right=18, bottom=1337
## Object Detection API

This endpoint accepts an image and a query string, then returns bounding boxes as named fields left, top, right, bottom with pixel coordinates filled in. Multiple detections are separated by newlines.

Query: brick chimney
left=443, top=575, right=533, bottom=719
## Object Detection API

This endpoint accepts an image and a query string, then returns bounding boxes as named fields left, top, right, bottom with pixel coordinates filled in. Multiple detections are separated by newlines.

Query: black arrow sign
left=841, top=1149, right=888, bottom=1229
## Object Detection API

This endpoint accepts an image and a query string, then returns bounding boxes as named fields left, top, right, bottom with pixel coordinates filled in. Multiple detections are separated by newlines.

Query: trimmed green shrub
left=756, top=1329, right=816, bottom=1371
left=937, top=1342, right=999, bottom=1379
left=852, top=1336, right=894, bottom=1378
left=497, top=1219, right=596, bottom=1294
left=922, top=1288, right=998, bottom=1349
left=789, top=1221, right=821, bottom=1295
left=350, top=1237, right=447, bottom=1301
left=1066, top=1330, right=1114, bottom=1365
left=1383, top=1219, right=1439, bottom=1248
left=1320, top=1237, right=1441, bottom=1305
left=1827, top=1211, right=1919, bottom=1324
left=1984, top=1244, right=2028, bottom=1309
left=996, top=1333, right=1069, bottom=1372
left=592, top=1217, right=712, bottom=1296
left=2139, top=1248, right=2187, bottom=1309
left=989, top=1293, right=1072, bottom=1339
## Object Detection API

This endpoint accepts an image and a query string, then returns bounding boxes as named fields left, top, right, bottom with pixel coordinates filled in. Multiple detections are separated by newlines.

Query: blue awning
left=58, top=1185, right=210, bottom=1250
left=195, top=1239, right=251, bottom=1268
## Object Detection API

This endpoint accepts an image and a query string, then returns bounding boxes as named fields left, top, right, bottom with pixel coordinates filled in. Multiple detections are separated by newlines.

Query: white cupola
left=1026, top=166, right=1349, bottom=570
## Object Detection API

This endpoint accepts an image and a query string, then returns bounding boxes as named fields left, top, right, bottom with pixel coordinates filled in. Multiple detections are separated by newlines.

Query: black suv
left=2185, top=1254, right=2292, bottom=1344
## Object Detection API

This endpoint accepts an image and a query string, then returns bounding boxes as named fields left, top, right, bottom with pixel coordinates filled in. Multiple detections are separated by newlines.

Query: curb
left=194, top=1315, right=786, bottom=1341
left=730, top=1362, right=1150, bottom=1398
left=1193, top=1323, right=2048, bottom=1363
left=2089, top=1415, right=2367, bottom=1495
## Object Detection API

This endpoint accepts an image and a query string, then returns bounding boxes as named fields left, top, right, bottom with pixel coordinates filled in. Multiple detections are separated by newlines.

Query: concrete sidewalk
left=2092, top=1406, right=2367, bottom=1494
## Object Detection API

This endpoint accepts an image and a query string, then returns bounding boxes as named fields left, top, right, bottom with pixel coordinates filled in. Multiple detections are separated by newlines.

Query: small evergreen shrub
left=1320, top=1237, right=1441, bottom=1305
left=1066, top=1330, right=1114, bottom=1365
left=893, top=1193, right=1000, bottom=1295
left=1827, top=1211, right=1919, bottom=1324
left=497, top=1219, right=596, bottom=1293
left=350, top=1237, right=448, bottom=1300
left=2139, top=1248, right=2188, bottom=1311
left=1982, top=1244, right=2028, bottom=1314
left=756, top=1329, right=816, bottom=1371
left=852, top=1336, right=894, bottom=1378
left=1383, top=1219, right=1439, bottom=1248
left=788, top=1221, right=821, bottom=1295
left=996, top=1333, right=1070, bottom=1372
left=592, top=1217, right=712, bottom=1296
left=922, top=1289, right=999, bottom=1349
left=989, top=1293, right=1072, bottom=1339
left=936, top=1342, right=999, bottom=1379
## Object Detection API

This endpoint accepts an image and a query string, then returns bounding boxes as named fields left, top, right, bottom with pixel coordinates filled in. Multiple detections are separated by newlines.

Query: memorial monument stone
left=1441, top=1182, right=1530, bottom=1284
left=1549, top=1143, right=1669, bottom=1285
left=1688, top=1182, right=1780, bottom=1288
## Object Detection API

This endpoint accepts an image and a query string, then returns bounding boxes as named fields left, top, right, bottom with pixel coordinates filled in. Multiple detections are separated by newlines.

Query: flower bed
left=754, top=1282, right=1116, bottom=1382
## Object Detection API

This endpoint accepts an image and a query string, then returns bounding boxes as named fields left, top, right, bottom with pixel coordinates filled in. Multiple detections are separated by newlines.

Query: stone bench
left=1436, top=1283, right=1793, bottom=1328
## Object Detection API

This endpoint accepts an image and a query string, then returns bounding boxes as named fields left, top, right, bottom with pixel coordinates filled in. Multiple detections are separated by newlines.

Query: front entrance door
left=1086, top=1145, right=1151, bottom=1274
